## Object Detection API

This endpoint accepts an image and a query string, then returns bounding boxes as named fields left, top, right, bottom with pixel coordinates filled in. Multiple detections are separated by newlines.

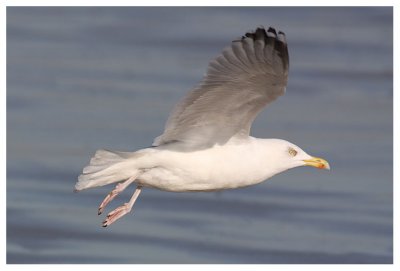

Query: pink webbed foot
left=98, top=176, right=136, bottom=215
left=102, top=203, right=131, bottom=227
left=102, top=186, right=142, bottom=227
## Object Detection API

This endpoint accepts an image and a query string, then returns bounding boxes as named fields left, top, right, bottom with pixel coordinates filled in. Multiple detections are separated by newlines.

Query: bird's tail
left=74, top=149, right=141, bottom=192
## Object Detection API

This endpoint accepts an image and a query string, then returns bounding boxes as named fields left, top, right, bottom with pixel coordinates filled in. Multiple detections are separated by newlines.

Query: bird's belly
left=136, top=147, right=270, bottom=192
left=138, top=168, right=258, bottom=192
left=138, top=167, right=216, bottom=192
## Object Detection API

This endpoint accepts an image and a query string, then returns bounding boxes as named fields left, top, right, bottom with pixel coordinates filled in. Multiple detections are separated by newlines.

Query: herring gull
left=75, top=26, right=330, bottom=227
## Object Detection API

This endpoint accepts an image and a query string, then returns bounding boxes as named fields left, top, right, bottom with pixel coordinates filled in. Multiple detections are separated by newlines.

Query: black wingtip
left=242, top=26, right=286, bottom=44
left=267, top=27, right=277, bottom=36
left=255, top=27, right=267, bottom=41
left=240, top=26, right=289, bottom=69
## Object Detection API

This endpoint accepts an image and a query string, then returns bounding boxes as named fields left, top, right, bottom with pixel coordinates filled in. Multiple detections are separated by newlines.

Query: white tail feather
left=75, top=149, right=140, bottom=192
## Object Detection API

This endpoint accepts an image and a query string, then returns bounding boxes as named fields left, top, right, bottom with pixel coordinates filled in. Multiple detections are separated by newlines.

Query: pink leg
left=98, top=176, right=136, bottom=215
left=102, top=185, right=143, bottom=227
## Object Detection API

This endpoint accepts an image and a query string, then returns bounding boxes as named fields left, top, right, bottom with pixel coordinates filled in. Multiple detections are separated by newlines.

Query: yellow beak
left=303, top=157, right=330, bottom=170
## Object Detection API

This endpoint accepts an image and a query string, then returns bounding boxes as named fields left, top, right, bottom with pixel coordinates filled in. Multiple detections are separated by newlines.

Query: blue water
left=7, top=7, right=392, bottom=263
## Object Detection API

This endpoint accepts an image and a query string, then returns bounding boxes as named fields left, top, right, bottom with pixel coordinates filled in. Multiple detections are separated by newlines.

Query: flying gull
left=75, top=26, right=330, bottom=227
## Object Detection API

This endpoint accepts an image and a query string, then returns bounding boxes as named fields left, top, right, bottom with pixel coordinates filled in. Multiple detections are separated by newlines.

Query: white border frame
left=2, top=1, right=397, bottom=270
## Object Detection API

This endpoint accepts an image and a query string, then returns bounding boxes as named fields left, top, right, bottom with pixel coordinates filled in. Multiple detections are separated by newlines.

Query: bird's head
left=262, top=139, right=330, bottom=171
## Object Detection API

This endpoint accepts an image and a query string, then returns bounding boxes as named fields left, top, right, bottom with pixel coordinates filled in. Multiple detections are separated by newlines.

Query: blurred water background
left=6, top=7, right=393, bottom=263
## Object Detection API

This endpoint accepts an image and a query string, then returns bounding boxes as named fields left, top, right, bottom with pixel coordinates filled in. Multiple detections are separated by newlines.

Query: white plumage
left=75, top=26, right=329, bottom=227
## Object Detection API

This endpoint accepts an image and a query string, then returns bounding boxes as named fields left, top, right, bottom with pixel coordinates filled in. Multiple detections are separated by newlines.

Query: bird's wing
left=153, top=27, right=289, bottom=149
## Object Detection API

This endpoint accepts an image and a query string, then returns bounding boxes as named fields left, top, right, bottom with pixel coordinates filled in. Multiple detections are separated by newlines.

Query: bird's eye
left=288, top=147, right=297, bottom=157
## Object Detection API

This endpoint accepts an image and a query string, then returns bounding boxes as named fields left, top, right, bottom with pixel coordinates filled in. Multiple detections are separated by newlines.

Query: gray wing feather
left=153, top=27, right=289, bottom=148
